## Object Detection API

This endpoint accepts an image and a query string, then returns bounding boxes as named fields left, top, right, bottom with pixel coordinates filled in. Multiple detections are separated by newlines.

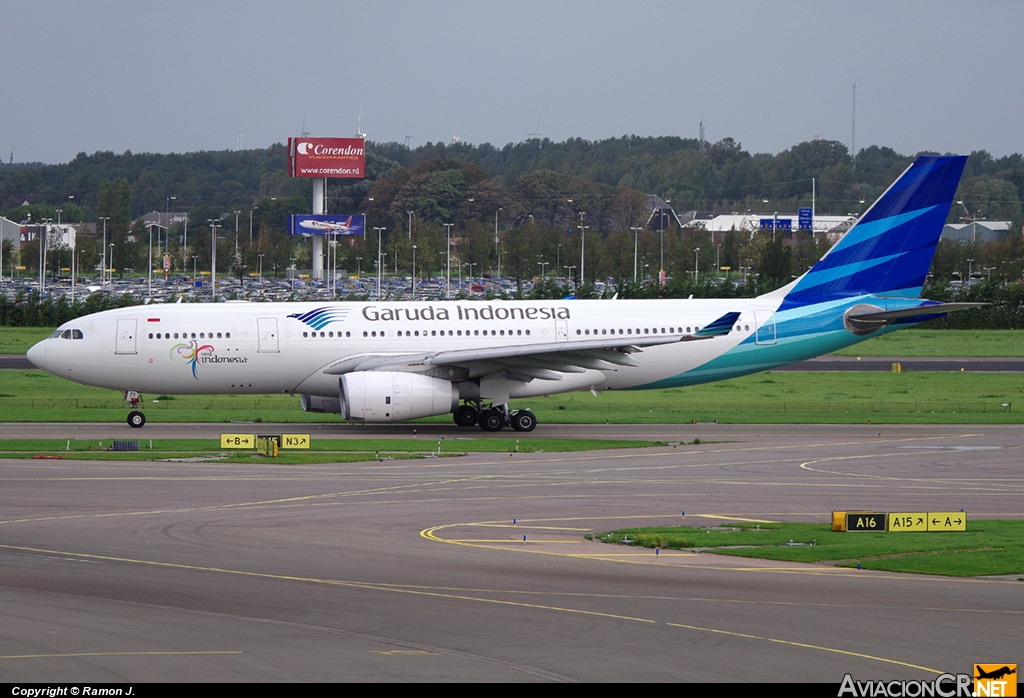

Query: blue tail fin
left=780, top=155, right=967, bottom=311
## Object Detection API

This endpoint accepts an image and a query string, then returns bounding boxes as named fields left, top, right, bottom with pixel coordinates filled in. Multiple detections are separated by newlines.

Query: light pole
left=249, top=207, right=257, bottom=245
left=564, top=265, right=576, bottom=287
left=373, top=227, right=386, bottom=298
left=355, top=257, right=361, bottom=279
left=444, top=223, right=454, bottom=298
left=577, top=211, right=587, bottom=285
left=631, top=226, right=642, bottom=282
left=258, top=254, right=264, bottom=284
left=694, top=247, right=700, bottom=279
left=99, top=217, right=109, bottom=289
left=407, top=210, right=414, bottom=239
left=108, top=244, right=115, bottom=285
left=233, top=211, right=241, bottom=259
left=147, top=221, right=154, bottom=299
left=537, top=259, right=549, bottom=278
left=967, top=258, right=974, bottom=288
left=411, top=245, right=417, bottom=300
left=208, top=220, right=221, bottom=300
left=166, top=195, right=175, bottom=256
left=192, top=255, right=197, bottom=287
left=495, top=207, right=502, bottom=276
left=659, top=211, right=667, bottom=286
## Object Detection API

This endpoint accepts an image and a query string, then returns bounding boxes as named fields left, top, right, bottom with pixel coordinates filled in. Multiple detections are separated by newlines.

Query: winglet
left=695, top=311, right=740, bottom=338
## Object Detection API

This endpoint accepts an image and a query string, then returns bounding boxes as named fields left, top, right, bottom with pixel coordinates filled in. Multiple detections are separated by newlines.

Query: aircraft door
left=115, top=318, right=137, bottom=354
left=555, top=319, right=568, bottom=342
left=754, top=310, right=776, bottom=345
left=257, top=317, right=279, bottom=353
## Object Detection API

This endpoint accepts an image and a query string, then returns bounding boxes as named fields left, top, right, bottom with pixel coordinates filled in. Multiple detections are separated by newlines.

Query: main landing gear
left=452, top=402, right=536, bottom=432
left=124, top=390, right=146, bottom=428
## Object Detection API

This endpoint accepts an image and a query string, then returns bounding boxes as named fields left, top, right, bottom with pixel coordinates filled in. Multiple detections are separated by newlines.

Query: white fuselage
left=29, top=297, right=807, bottom=399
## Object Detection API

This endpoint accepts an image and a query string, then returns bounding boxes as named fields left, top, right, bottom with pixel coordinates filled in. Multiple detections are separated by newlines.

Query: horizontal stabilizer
left=846, top=303, right=986, bottom=322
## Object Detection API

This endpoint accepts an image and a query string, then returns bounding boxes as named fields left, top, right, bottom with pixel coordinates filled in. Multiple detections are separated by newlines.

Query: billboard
left=798, top=207, right=813, bottom=231
left=287, top=137, right=365, bottom=178
left=288, top=214, right=365, bottom=236
left=759, top=218, right=792, bottom=231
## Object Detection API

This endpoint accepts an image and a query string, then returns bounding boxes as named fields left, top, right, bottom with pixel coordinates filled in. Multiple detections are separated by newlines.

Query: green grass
left=591, top=521, right=1024, bottom=577
left=1, top=369, right=1020, bottom=424
left=831, top=329, right=1024, bottom=357
left=0, top=436, right=664, bottom=464
left=0, top=327, right=53, bottom=353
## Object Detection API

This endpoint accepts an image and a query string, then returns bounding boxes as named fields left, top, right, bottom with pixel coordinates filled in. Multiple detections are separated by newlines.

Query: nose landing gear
left=124, top=391, right=146, bottom=428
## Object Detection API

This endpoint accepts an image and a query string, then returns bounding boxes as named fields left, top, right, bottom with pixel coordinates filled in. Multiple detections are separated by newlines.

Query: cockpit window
left=61, top=330, right=72, bottom=339
left=50, top=330, right=63, bottom=339
left=72, top=329, right=84, bottom=339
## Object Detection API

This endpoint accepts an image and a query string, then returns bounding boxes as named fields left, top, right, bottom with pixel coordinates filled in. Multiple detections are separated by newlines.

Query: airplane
left=975, top=666, right=1016, bottom=681
left=298, top=216, right=356, bottom=234
left=28, top=155, right=980, bottom=432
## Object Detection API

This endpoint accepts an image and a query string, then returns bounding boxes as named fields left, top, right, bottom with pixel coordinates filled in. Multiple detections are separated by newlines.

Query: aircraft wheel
left=511, top=410, right=536, bottom=432
left=453, top=404, right=479, bottom=427
left=127, top=411, right=146, bottom=428
left=479, top=408, right=505, bottom=432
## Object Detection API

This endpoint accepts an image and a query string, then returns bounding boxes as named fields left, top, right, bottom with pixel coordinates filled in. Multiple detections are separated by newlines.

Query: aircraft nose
left=26, top=340, right=47, bottom=370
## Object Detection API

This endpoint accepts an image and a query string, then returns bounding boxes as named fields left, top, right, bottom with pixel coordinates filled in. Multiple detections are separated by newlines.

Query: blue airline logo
left=288, top=307, right=351, bottom=330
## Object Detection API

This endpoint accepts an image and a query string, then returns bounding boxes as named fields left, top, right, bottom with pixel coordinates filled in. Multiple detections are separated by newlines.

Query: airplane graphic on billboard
left=288, top=214, right=365, bottom=236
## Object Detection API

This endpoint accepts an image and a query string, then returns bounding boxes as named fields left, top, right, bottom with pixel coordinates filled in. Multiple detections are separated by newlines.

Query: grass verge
left=0, top=437, right=665, bottom=465
left=0, top=370, right=1020, bottom=425
left=591, top=521, right=1024, bottom=577
left=831, top=329, right=1024, bottom=357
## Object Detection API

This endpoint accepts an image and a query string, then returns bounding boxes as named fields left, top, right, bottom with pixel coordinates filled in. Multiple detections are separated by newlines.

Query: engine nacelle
left=339, top=372, right=458, bottom=423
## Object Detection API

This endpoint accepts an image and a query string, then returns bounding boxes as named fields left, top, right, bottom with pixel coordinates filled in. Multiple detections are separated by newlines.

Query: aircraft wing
left=323, top=311, right=741, bottom=380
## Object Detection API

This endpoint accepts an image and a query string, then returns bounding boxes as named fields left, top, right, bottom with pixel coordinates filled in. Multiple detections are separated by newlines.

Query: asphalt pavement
left=1, top=423, right=1020, bottom=682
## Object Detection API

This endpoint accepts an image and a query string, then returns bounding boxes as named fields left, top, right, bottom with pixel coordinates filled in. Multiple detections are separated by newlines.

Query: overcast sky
left=2, top=1, right=1021, bottom=164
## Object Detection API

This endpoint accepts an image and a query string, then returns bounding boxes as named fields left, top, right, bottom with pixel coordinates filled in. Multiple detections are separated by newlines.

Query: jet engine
left=337, top=372, right=458, bottom=423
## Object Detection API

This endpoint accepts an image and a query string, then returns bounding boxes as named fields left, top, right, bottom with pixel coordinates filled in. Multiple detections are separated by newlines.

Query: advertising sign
left=287, top=137, right=365, bottom=178
left=288, top=214, right=365, bottom=237
left=798, top=207, right=813, bottom=230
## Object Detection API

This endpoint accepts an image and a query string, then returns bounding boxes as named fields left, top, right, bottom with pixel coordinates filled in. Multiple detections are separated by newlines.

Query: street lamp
left=147, top=220, right=154, bottom=299
left=208, top=220, right=221, bottom=300
left=495, top=207, right=502, bottom=276
left=564, top=265, right=576, bottom=287
left=249, top=206, right=257, bottom=245
left=577, top=211, right=587, bottom=284
left=411, top=245, right=417, bottom=300
left=373, top=227, right=386, bottom=298
left=694, top=247, right=700, bottom=279
left=444, top=223, right=454, bottom=298
left=630, top=226, right=642, bottom=282
left=108, top=244, right=115, bottom=285
left=99, top=217, right=110, bottom=288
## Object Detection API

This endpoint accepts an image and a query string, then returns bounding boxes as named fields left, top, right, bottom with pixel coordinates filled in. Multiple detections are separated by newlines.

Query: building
left=940, top=221, right=1013, bottom=244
